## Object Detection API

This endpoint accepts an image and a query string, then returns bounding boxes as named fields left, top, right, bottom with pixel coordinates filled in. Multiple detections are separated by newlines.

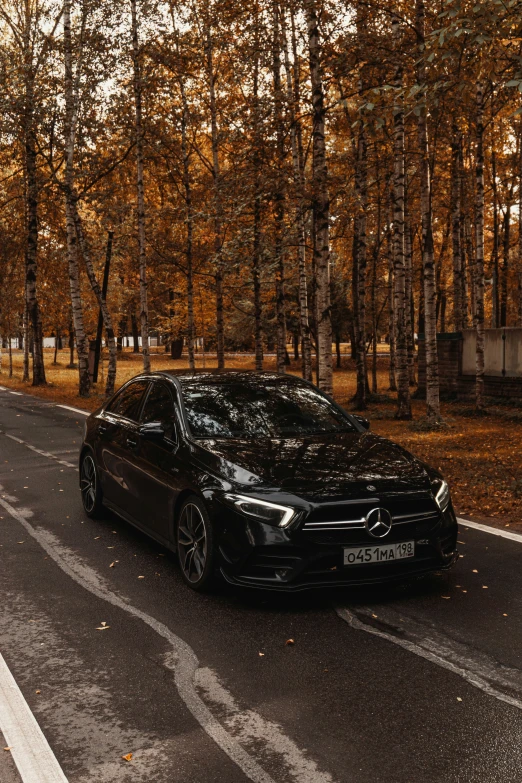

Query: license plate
left=344, top=541, right=415, bottom=566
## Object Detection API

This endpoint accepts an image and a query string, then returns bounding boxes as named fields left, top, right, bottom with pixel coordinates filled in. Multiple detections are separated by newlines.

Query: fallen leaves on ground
left=96, top=622, right=110, bottom=631
left=121, top=753, right=133, bottom=762
left=285, top=639, right=295, bottom=646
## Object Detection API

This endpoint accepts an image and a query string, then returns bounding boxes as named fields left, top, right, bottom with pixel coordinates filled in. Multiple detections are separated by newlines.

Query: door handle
left=127, top=438, right=138, bottom=447
left=98, top=424, right=108, bottom=434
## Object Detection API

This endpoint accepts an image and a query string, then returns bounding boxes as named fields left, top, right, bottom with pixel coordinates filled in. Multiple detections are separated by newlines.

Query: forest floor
left=1, top=347, right=521, bottom=530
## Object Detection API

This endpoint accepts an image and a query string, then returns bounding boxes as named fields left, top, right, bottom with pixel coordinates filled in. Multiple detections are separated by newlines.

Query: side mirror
left=139, top=421, right=165, bottom=441
left=352, top=414, right=370, bottom=431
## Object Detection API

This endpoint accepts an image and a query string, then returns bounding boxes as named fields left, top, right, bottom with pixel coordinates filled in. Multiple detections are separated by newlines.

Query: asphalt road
left=0, top=386, right=521, bottom=783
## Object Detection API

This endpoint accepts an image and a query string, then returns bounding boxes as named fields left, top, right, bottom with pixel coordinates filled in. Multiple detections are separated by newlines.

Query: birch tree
left=131, top=0, right=150, bottom=373
left=304, top=0, right=332, bottom=394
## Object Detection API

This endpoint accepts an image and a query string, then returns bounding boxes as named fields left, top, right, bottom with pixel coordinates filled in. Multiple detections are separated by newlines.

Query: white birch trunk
left=416, top=0, right=440, bottom=422
left=305, top=0, right=332, bottom=394
left=391, top=13, right=411, bottom=419
left=131, top=0, right=150, bottom=373
left=64, top=0, right=89, bottom=397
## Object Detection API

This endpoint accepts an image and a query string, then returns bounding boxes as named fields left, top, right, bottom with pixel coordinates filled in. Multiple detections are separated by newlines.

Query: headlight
left=224, top=494, right=296, bottom=528
left=434, top=480, right=450, bottom=511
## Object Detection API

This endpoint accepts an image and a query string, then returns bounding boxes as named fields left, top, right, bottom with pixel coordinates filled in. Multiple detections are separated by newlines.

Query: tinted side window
left=141, top=383, right=177, bottom=440
left=109, top=381, right=149, bottom=421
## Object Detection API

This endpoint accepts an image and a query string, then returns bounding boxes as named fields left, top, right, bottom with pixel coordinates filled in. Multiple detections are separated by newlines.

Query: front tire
left=176, top=496, right=217, bottom=592
left=80, top=453, right=104, bottom=519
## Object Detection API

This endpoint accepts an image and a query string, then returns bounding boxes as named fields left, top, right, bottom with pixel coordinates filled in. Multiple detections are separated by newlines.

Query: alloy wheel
left=80, top=455, right=97, bottom=514
left=177, top=503, right=208, bottom=584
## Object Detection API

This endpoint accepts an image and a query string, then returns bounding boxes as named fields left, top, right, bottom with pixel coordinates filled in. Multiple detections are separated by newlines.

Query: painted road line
left=0, top=433, right=77, bottom=471
left=0, top=653, right=68, bottom=783
left=0, top=492, right=288, bottom=783
left=336, top=606, right=522, bottom=712
left=457, top=517, right=522, bottom=544
left=9, top=392, right=23, bottom=396
left=55, top=405, right=89, bottom=416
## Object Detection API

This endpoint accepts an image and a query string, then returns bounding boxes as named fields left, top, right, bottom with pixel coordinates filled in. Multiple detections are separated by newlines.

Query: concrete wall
left=461, top=328, right=522, bottom=377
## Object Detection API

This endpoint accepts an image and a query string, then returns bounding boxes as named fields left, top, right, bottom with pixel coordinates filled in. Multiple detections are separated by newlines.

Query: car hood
left=192, top=432, right=432, bottom=498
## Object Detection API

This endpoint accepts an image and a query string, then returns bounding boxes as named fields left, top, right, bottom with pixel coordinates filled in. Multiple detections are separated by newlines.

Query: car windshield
left=181, top=379, right=356, bottom=439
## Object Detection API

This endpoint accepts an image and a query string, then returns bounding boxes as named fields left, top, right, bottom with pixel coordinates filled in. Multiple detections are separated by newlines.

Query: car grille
left=301, top=494, right=441, bottom=545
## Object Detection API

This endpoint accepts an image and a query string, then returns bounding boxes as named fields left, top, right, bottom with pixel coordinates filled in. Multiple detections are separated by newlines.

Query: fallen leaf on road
left=3, top=747, right=12, bottom=751
left=109, top=562, right=115, bottom=568
left=96, top=622, right=110, bottom=631
left=285, top=639, right=295, bottom=646
left=372, top=613, right=378, bottom=618
left=482, top=585, right=488, bottom=589
left=138, top=575, right=145, bottom=579
left=17, top=541, right=24, bottom=544
left=35, top=690, right=41, bottom=694
left=441, top=596, right=451, bottom=599
left=121, top=753, right=133, bottom=762
left=472, top=569, right=478, bottom=573
left=457, top=697, right=462, bottom=702
left=259, top=652, right=265, bottom=656
left=503, top=613, right=508, bottom=616
left=462, top=590, right=468, bottom=593
left=94, top=536, right=100, bottom=540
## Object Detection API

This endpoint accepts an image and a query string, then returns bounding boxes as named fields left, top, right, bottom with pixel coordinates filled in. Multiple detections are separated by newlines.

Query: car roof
left=157, top=369, right=303, bottom=386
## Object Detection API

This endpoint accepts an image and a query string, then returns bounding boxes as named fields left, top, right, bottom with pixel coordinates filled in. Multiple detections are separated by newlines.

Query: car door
left=131, top=381, right=185, bottom=542
left=96, top=380, right=149, bottom=513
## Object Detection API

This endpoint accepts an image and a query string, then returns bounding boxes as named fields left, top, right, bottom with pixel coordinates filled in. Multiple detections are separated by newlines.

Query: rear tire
left=80, top=453, right=104, bottom=519
left=176, top=495, right=218, bottom=592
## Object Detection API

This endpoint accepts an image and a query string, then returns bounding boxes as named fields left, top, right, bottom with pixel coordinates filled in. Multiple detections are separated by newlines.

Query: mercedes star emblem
left=365, top=507, right=393, bottom=538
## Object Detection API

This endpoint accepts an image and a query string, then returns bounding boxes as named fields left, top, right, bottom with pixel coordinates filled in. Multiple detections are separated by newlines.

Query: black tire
left=80, top=452, right=105, bottom=519
left=176, top=495, right=218, bottom=592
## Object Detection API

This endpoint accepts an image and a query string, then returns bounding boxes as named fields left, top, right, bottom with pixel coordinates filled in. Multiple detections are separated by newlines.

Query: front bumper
left=213, top=494, right=459, bottom=591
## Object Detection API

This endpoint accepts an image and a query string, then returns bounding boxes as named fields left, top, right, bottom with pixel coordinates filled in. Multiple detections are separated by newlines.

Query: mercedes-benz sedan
left=79, top=370, right=458, bottom=591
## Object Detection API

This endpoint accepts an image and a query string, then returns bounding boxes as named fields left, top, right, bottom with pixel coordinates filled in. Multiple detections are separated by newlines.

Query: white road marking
left=0, top=433, right=77, bottom=471
left=0, top=493, right=309, bottom=783
left=0, top=386, right=6, bottom=390
left=9, top=392, right=23, bottom=396
left=193, top=667, right=334, bottom=783
left=56, top=405, right=89, bottom=416
left=457, top=517, right=522, bottom=544
left=336, top=606, right=522, bottom=711
left=0, top=653, right=68, bottom=782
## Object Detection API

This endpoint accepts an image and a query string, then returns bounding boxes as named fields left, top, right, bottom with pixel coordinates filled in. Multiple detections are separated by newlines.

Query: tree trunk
left=474, top=82, right=486, bottom=411
left=131, top=312, right=140, bottom=353
left=205, top=23, right=225, bottom=369
left=451, top=120, right=464, bottom=331
left=404, top=219, right=415, bottom=386
left=352, top=1, right=368, bottom=409
left=179, top=77, right=195, bottom=371
left=387, top=209, right=397, bottom=391
left=391, top=14, right=411, bottom=419
left=272, top=1, right=286, bottom=375
left=519, top=131, right=522, bottom=326
left=64, top=0, right=89, bottom=397
left=416, top=0, right=439, bottom=422
left=23, top=60, right=46, bottom=386
left=131, top=0, right=151, bottom=373
left=305, top=0, right=332, bottom=393
left=252, top=8, right=263, bottom=371
left=22, top=299, right=29, bottom=381
left=73, top=213, right=117, bottom=396
left=501, top=202, right=511, bottom=328
left=491, top=143, right=500, bottom=327
left=284, top=6, right=312, bottom=382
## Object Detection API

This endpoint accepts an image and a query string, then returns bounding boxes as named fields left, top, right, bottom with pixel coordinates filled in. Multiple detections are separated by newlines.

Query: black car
left=79, top=370, right=458, bottom=591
